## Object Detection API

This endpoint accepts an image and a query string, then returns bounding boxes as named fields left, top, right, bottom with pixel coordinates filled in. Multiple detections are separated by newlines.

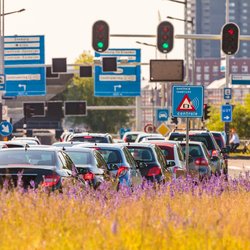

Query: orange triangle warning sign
left=177, top=94, right=195, bottom=111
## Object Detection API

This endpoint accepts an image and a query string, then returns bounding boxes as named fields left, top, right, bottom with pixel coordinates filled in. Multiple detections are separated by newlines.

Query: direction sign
left=221, top=104, right=232, bottom=122
left=157, top=109, right=169, bottom=121
left=172, top=85, right=204, bottom=118
left=3, top=35, right=46, bottom=96
left=94, top=49, right=141, bottom=97
left=224, top=87, right=232, bottom=100
left=231, top=74, right=250, bottom=85
left=0, top=121, right=13, bottom=136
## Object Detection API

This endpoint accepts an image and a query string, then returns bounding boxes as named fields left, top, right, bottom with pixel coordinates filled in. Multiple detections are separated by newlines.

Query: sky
left=5, top=0, right=185, bottom=78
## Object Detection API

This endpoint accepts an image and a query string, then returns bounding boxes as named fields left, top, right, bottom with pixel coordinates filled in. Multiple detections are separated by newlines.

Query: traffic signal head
left=221, top=22, right=240, bottom=55
left=203, top=104, right=211, bottom=120
left=92, top=20, right=109, bottom=53
left=157, top=21, right=174, bottom=53
left=171, top=116, right=178, bottom=125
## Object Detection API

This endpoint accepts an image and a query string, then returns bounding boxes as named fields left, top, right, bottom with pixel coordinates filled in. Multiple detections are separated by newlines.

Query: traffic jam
left=0, top=129, right=230, bottom=192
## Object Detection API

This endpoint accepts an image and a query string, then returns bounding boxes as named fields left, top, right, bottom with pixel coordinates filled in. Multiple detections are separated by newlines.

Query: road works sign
left=94, top=48, right=141, bottom=97
left=172, top=85, right=204, bottom=118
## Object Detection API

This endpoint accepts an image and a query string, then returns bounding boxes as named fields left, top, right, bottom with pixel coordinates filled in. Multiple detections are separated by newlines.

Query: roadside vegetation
left=0, top=176, right=249, bottom=250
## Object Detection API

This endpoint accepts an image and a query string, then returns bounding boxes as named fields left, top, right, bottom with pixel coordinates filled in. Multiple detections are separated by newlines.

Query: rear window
left=0, top=150, right=56, bottom=165
left=157, top=145, right=174, bottom=160
left=70, top=136, right=108, bottom=143
left=97, top=149, right=122, bottom=164
left=169, top=133, right=215, bottom=150
left=181, top=144, right=203, bottom=157
left=127, top=147, right=155, bottom=162
left=65, top=151, right=92, bottom=165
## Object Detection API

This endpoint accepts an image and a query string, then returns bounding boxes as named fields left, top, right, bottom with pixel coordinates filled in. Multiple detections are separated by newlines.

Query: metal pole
left=0, top=0, right=3, bottom=116
left=135, top=96, right=142, bottom=131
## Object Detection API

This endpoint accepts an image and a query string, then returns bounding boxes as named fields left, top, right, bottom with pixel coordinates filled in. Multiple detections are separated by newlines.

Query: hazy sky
left=5, top=0, right=185, bottom=76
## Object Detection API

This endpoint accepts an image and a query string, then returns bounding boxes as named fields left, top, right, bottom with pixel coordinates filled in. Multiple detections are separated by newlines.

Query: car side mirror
left=221, top=147, right=230, bottom=154
left=166, top=161, right=175, bottom=167
left=107, top=164, right=119, bottom=171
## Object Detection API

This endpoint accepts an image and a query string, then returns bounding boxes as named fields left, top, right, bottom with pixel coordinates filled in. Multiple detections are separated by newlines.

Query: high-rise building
left=191, top=0, right=250, bottom=58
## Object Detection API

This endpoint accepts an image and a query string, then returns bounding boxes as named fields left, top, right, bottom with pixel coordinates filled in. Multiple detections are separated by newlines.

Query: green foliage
left=206, top=105, right=224, bottom=131
left=63, top=51, right=134, bottom=133
left=206, top=94, right=250, bottom=138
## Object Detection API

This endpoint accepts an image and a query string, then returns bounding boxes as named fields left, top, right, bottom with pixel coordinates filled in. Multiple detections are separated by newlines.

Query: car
left=62, top=147, right=109, bottom=189
left=122, top=131, right=146, bottom=143
left=68, top=132, right=114, bottom=143
left=52, top=141, right=83, bottom=148
left=11, top=136, right=41, bottom=145
left=178, top=141, right=214, bottom=180
left=135, top=133, right=165, bottom=143
left=147, top=141, right=187, bottom=179
left=59, top=131, right=74, bottom=142
left=0, top=141, right=30, bottom=149
left=168, top=129, right=226, bottom=176
left=140, top=136, right=165, bottom=142
left=0, top=147, right=85, bottom=191
left=74, top=143, right=142, bottom=189
left=124, top=143, right=167, bottom=183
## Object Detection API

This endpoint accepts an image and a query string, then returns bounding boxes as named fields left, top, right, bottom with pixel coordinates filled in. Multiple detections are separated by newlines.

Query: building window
left=196, top=74, right=202, bottom=81
left=231, top=65, right=238, bottom=73
left=213, top=66, right=219, bottom=72
left=242, top=42, right=248, bottom=46
left=242, top=49, right=248, bottom=54
left=204, top=74, right=210, bottom=81
left=196, top=66, right=201, bottom=73
left=242, top=65, right=248, bottom=73
left=204, top=66, right=210, bottom=73
left=243, top=2, right=248, bottom=7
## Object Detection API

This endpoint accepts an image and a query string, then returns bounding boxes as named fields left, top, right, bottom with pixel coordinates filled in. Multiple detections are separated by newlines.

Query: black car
left=125, top=143, right=167, bottom=183
left=0, top=147, right=85, bottom=191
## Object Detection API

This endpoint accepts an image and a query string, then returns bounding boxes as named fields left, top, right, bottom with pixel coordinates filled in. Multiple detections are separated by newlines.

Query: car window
left=70, top=136, right=108, bottom=143
left=94, top=150, right=108, bottom=170
left=154, top=145, right=167, bottom=169
left=98, top=149, right=122, bottom=164
left=127, top=147, right=155, bottom=162
left=123, top=147, right=137, bottom=169
left=65, top=151, right=92, bottom=165
left=158, top=145, right=174, bottom=160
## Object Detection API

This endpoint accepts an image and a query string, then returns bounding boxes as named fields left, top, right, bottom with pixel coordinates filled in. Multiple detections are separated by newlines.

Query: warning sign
left=177, top=94, right=195, bottom=111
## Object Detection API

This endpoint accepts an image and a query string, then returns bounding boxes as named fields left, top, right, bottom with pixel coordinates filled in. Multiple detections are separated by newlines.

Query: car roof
left=0, top=147, right=61, bottom=152
left=121, top=142, right=156, bottom=148
left=147, top=141, right=175, bottom=147
left=74, top=142, right=126, bottom=149
left=61, top=147, right=96, bottom=153
left=71, top=132, right=111, bottom=137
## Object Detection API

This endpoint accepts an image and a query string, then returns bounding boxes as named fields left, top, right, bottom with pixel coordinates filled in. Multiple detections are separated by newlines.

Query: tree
left=63, top=51, right=134, bottom=133
left=206, top=105, right=224, bottom=131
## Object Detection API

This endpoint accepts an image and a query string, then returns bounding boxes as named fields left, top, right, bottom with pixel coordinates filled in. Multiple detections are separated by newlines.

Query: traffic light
left=171, top=117, right=178, bottom=125
left=23, top=102, right=45, bottom=118
left=221, top=22, right=240, bottom=55
left=157, top=21, right=174, bottom=53
left=203, top=104, right=211, bottom=120
left=64, top=101, right=87, bottom=116
left=92, top=20, right=109, bottom=53
left=47, top=101, right=64, bottom=119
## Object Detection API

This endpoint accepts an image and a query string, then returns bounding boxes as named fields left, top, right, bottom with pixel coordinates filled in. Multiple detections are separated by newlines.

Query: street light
left=0, top=0, right=26, bottom=122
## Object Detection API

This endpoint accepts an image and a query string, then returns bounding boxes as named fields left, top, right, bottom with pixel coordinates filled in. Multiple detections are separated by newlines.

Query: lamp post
left=136, top=40, right=158, bottom=129
left=0, top=0, right=26, bottom=121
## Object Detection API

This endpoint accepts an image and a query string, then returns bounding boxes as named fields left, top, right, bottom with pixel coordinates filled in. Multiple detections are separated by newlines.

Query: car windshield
left=0, top=150, right=56, bottom=165
left=65, top=151, right=92, bottom=165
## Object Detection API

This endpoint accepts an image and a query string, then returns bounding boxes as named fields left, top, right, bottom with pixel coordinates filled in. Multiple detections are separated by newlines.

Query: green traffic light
left=162, top=42, right=169, bottom=49
left=97, top=42, right=104, bottom=49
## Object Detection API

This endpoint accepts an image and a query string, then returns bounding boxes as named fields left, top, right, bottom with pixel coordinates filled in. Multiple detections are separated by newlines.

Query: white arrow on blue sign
left=221, top=104, right=232, bottom=122
left=0, top=121, right=13, bottom=136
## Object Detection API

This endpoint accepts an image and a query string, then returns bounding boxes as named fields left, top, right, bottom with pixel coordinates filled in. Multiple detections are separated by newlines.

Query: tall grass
left=0, top=175, right=249, bottom=250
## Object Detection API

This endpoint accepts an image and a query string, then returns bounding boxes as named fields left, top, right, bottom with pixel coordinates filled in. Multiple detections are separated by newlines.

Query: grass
left=0, top=176, right=249, bottom=250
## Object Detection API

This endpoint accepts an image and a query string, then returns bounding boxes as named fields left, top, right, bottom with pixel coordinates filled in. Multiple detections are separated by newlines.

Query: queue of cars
left=0, top=129, right=228, bottom=191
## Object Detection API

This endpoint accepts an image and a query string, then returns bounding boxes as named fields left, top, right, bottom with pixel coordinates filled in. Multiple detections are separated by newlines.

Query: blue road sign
left=3, top=35, right=46, bottom=96
left=231, top=74, right=250, bottom=85
left=221, top=104, right=232, bottom=122
left=157, top=109, right=169, bottom=121
left=224, top=88, right=232, bottom=100
left=172, top=85, right=204, bottom=118
left=0, top=121, right=13, bottom=136
left=94, top=49, right=141, bottom=97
